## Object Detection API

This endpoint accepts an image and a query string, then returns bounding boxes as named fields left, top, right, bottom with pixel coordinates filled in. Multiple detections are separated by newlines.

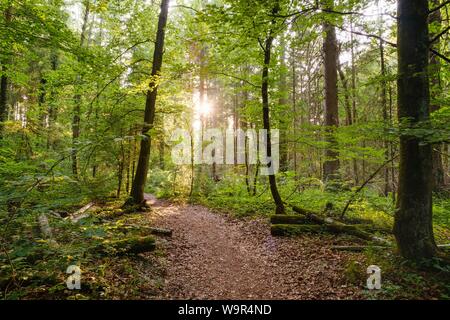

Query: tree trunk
left=292, top=46, right=298, bottom=176
left=394, top=0, right=437, bottom=260
left=337, top=64, right=353, bottom=126
left=127, top=0, right=170, bottom=206
left=350, top=17, right=359, bottom=185
left=46, top=51, right=59, bottom=149
left=262, top=3, right=285, bottom=214
left=72, top=0, right=91, bottom=177
left=0, top=6, right=12, bottom=137
left=278, top=35, right=289, bottom=172
left=159, top=139, right=165, bottom=170
left=322, top=0, right=340, bottom=182
left=429, top=0, right=445, bottom=192
left=379, top=26, right=390, bottom=196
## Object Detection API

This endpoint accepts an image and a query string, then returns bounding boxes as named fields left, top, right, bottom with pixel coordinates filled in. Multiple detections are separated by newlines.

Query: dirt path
left=146, top=196, right=363, bottom=300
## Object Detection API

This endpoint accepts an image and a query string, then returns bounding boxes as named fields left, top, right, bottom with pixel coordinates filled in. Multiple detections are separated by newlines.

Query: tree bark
left=127, top=0, right=170, bottom=206
left=46, top=51, right=59, bottom=149
left=322, top=0, right=340, bottom=182
left=261, top=3, right=285, bottom=214
left=72, top=0, right=91, bottom=177
left=278, top=35, right=289, bottom=172
left=379, top=21, right=390, bottom=196
left=0, top=6, right=12, bottom=137
left=430, top=0, right=445, bottom=191
left=337, top=64, right=353, bottom=126
left=394, top=0, right=437, bottom=260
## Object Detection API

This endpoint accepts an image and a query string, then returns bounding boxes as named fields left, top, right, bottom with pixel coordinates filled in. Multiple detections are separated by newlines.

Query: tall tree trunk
left=46, top=51, right=59, bottom=149
left=337, top=64, right=353, bottom=126
left=292, top=45, right=298, bottom=177
left=262, top=3, right=285, bottom=214
left=394, top=0, right=436, bottom=260
left=127, top=0, right=170, bottom=206
left=72, top=0, right=91, bottom=177
left=350, top=17, right=359, bottom=185
left=278, top=35, right=289, bottom=172
left=430, top=0, right=445, bottom=191
left=322, top=0, right=340, bottom=182
left=0, top=6, right=12, bottom=137
left=159, top=139, right=165, bottom=170
left=378, top=8, right=390, bottom=196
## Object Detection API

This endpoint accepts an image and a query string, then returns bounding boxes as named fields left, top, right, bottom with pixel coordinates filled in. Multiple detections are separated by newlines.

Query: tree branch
left=340, top=154, right=399, bottom=219
left=430, top=26, right=450, bottom=44
left=430, top=49, right=450, bottom=63
left=429, top=1, right=450, bottom=15
left=210, top=71, right=260, bottom=88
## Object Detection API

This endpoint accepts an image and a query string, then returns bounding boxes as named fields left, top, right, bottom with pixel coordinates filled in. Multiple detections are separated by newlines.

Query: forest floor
left=145, top=195, right=365, bottom=300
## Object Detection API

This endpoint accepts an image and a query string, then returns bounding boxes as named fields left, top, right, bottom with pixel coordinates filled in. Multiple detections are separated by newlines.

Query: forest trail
left=145, top=195, right=363, bottom=300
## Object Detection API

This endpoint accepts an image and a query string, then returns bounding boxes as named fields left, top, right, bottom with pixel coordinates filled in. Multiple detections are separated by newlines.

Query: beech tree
left=393, top=0, right=437, bottom=260
left=322, top=0, right=340, bottom=182
left=127, top=0, right=170, bottom=206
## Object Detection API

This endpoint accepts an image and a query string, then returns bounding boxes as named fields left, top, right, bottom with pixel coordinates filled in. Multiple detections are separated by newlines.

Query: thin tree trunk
left=394, top=0, right=437, bottom=260
left=292, top=45, right=298, bottom=176
left=379, top=22, right=390, bottom=196
left=117, top=140, right=125, bottom=197
left=262, top=3, right=285, bottom=214
left=0, top=6, right=12, bottom=137
left=72, top=0, right=91, bottom=177
left=159, top=139, right=165, bottom=170
left=322, top=0, right=340, bottom=182
left=127, top=0, right=170, bottom=206
left=430, top=0, right=445, bottom=192
left=350, top=17, right=359, bottom=185
left=337, top=64, right=353, bottom=126
left=46, top=51, right=59, bottom=149
left=278, top=35, right=289, bottom=172
left=189, top=129, right=195, bottom=197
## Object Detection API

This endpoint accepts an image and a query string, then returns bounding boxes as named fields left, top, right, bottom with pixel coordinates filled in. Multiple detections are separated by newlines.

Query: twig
left=430, top=26, right=450, bottom=44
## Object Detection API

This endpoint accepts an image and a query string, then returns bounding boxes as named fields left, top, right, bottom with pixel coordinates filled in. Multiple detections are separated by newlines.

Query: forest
left=0, top=0, right=450, bottom=301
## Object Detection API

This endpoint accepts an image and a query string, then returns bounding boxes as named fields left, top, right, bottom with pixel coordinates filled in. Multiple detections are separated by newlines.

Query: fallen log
left=94, top=236, right=156, bottom=255
left=291, top=205, right=391, bottom=245
left=271, top=223, right=385, bottom=238
left=68, top=202, right=96, bottom=223
left=118, top=224, right=173, bottom=237
left=271, top=224, right=325, bottom=236
left=270, top=215, right=313, bottom=225
left=332, top=244, right=450, bottom=252
left=331, top=245, right=390, bottom=252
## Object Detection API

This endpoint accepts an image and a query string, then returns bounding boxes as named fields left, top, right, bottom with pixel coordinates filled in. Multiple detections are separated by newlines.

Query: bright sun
left=193, top=91, right=213, bottom=117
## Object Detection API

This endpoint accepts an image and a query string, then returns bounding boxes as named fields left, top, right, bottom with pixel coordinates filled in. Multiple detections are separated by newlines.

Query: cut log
left=94, top=236, right=156, bottom=255
left=291, top=205, right=391, bottom=245
left=270, top=215, right=313, bottom=225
